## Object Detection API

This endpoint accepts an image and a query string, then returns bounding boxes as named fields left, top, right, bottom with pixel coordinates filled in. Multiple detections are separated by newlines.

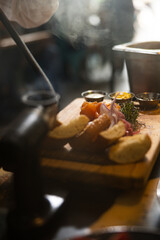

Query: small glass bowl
left=135, top=92, right=160, bottom=110
left=81, top=90, right=107, bottom=102
left=108, top=91, right=135, bottom=104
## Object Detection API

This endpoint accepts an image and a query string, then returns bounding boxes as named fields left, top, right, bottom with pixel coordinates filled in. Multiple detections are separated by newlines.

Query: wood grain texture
left=41, top=98, right=160, bottom=189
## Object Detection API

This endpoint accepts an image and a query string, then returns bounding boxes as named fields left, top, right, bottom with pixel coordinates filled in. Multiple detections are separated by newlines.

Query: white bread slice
left=43, top=114, right=89, bottom=149
left=48, top=114, right=89, bottom=139
left=97, top=120, right=126, bottom=148
left=108, top=133, right=151, bottom=164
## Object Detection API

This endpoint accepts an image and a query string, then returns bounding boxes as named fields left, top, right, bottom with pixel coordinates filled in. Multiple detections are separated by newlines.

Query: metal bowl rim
left=135, top=92, right=160, bottom=102
left=81, top=90, right=107, bottom=98
left=22, top=90, right=60, bottom=107
left=71, top=226, right=160, bottom=240
left=108, top=91, right=135, bottom=100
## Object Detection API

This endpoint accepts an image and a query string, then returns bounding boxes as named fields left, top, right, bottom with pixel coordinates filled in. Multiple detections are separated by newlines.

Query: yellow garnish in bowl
left=108, top=91, right=135, bottom=104
left=115, top=91, right=132, bottom=99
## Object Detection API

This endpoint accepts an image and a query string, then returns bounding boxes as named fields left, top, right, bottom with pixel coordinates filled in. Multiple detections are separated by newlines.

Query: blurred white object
left=0, top=0, right=59, bottom=28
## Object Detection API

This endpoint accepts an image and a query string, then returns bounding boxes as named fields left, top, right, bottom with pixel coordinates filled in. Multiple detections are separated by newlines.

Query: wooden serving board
left=41, top=98, right=160, bottom=189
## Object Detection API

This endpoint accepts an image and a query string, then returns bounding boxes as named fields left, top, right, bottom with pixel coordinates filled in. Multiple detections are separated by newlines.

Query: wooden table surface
left=0, top=160, right=160, bottom=239
left=1, top=99, right=160, bottom=239
left=40, top=154, right=160, bottom=239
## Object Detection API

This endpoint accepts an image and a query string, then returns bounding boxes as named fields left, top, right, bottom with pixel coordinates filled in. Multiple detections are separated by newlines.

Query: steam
left=50, top=0, right=112, bottom=46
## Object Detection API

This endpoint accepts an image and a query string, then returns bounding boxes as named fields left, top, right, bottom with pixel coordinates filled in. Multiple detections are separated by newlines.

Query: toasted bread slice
left=43, top=114, right=89, bottom=149
left=108, top=133, right=151, bottom=164
left=97, top=120, right=126, bottom=149
left=48, top=114, right=89, bottom=139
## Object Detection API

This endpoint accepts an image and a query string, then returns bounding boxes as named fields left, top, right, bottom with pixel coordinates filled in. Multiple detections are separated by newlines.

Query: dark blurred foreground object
left=0, top=30, right=63, bottom=126
left=0, top=8, right=61, bottom=125
left=0, top=90, right=61, bottom=240
left=0, top=8, right=65, bottom=240
left=113, top=41, right=160, bottom=93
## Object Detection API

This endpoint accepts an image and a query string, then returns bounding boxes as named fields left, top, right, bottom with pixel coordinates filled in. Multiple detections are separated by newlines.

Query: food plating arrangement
left=48, top=90, right=153, bottom=163
left=42, top=90, right=160, bottom=189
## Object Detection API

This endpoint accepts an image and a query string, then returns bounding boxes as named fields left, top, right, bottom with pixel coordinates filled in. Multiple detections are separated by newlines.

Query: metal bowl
left=108, top=91, right=135, bottom=104
left=70, top=226, right=160, bottom=240
left=113, top=41, right=160, bottom=93
left=81, top=90, right=107, bottom=102
left=135, top=92, right=160, bottom=110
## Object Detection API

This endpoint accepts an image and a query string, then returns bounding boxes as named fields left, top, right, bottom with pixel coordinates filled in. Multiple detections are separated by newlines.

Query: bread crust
left=97, top=120, right=126, bottom=149
left=108, top=133, right=152, bottom=164
left=69, top=113, right=111, bottom=151
left=48, top=115, right=89, bottom=139
left=43, top=115, right=89, bottom=149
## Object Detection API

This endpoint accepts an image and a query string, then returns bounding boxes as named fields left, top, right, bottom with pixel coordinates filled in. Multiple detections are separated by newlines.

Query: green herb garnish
left=121, top=101, right=139, bottom=127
